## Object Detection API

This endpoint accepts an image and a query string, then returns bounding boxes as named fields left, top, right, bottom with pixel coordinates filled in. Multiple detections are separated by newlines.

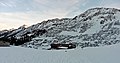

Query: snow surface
left=0, top=44, right=120, bottom=63
left=59, top=31, right=79, bottom=36
left=84, top=21, right=101, bottom=35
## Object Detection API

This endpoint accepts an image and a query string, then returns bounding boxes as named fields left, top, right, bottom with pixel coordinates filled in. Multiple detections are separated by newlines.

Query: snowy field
left=0, top=44, right=120, bottom=63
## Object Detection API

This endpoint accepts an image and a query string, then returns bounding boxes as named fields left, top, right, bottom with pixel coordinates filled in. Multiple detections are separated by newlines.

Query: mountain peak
left=73, top=7, right=120, bottom=21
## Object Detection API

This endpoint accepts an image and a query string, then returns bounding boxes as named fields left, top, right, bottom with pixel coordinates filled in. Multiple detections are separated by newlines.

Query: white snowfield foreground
left=0, top=44, right=120, bottom=63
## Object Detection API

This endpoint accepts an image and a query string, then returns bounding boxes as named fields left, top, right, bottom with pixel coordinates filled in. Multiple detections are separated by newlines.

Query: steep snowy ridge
left=0, top=7, right=120, bottom=49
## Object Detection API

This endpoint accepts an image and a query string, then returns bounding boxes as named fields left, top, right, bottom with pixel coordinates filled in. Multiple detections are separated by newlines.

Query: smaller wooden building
left=0, top=41, right=10, bottom=47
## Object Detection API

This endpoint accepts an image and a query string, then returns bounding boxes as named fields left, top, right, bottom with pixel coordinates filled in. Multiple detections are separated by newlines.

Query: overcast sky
left=0, top=0, right=120, bottom=30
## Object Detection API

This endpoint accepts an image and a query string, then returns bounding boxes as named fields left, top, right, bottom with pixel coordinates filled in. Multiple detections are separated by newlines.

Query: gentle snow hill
left=0, top=44, right=120, bottom=63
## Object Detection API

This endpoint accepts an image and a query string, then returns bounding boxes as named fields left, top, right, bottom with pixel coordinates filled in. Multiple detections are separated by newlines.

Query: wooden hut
left=50, top=43, right=76, bottom=49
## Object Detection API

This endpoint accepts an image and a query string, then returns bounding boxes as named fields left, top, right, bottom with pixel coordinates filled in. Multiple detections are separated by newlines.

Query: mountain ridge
left=0, top=7, right=120, bottom=49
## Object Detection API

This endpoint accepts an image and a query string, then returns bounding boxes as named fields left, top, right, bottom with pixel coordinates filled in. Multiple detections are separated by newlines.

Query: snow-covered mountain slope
left=23, top=7, right=120, bottom=49
left=0, top=7, right=120, bottom=49
left=0, top=43, right=120, bottom=63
